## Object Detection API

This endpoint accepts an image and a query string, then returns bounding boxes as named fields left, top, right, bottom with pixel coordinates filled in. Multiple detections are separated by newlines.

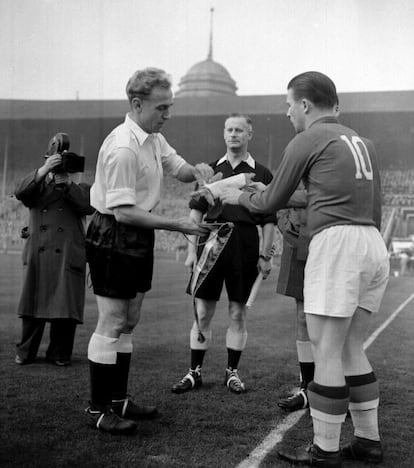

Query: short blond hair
left=126, top=68, right=172, bottom=102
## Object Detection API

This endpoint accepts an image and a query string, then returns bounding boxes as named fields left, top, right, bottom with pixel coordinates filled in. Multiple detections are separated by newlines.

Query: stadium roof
left=0, top=90, right=413, bottom=120
left=175, top=8, right=237, bottom=97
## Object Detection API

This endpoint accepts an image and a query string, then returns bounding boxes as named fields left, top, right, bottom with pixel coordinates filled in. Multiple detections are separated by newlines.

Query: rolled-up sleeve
left=105, top=147, right=137, bottom=209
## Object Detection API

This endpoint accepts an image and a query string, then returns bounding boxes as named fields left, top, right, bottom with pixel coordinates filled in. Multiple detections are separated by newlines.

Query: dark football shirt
left=239, top=117, right=382, bottom=237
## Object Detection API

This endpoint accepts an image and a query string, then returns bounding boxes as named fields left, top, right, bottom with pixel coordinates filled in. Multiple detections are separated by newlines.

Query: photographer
left=15, top=149, right=94, bottom=366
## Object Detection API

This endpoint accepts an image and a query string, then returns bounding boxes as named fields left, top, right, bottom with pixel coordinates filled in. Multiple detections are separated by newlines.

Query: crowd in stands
left=1, top=169, right=414, bottom=254
left=381, top=170, right=414, bottom=206
left=381, top=170, right=414, bottom=195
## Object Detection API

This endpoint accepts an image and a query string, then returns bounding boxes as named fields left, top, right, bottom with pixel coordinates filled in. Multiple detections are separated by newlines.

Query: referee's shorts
left=86, top=212, right=154, bottom=299
left=193, top=224, right=259, bottom=304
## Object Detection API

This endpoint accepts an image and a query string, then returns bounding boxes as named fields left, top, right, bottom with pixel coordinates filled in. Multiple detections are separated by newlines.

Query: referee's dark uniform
left=190, top=155, right=277, bottom=303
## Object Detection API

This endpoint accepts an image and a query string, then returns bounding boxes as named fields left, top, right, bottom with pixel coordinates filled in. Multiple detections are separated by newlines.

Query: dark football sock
left=299, top=361, right=315, bottom=388
left=89, top=360, right=116, bottom=410
left=227, top=348, right=242, bottom=370
left=112, top=352, right=132, bottom=400
left=190, top=349, right=206, bottom=369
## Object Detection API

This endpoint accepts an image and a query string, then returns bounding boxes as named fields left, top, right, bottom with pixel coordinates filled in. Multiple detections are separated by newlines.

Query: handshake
left=191, top=172, right=266, bottom=206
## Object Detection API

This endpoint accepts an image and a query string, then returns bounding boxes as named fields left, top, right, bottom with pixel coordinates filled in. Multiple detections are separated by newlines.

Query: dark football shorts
left=276, top=238, right=305, bottom=302
left=86, top=212, right=154, bottom=299
left=193, top=224, right=259, bottom=304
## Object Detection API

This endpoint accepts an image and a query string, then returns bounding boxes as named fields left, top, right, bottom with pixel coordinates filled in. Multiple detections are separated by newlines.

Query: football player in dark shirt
left=221, top=72, right=389, bottom=467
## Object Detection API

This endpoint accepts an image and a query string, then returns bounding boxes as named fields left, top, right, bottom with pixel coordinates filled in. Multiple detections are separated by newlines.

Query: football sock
left=297, top=340, right=314, bottom=388
left=112, top=333, right=133, bottom=401
left=308, top=381, right=349, bottom=452
left=191, top=349, right=206, bottom=370
left=190, top=327, right=211, bottom=370
left=88, top=333, right=118, bottom=410
left=226, top=329, right=247, bottom=370
left=227, top=349, right=242, bottom=370
left=346, top=372, right=380, bottom=441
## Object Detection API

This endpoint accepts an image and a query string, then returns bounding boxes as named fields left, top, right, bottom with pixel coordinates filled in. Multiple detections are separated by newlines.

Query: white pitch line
left=236, top=410, right=306, bottom=468
left=363, top=292, right=414, bottom=349
left=236, top=292, right=414, bottom=468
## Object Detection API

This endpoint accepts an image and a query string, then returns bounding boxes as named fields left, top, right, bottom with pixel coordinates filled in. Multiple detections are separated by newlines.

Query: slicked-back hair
left=126, top=68, right=172, bottom=103
left=225, top=113, right=253, bottom=131
left=288, top=71, right=338, bottom=109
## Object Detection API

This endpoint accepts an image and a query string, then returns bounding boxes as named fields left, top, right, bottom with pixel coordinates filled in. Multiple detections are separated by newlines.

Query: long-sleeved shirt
left=239, top=117, right=382, bottom=238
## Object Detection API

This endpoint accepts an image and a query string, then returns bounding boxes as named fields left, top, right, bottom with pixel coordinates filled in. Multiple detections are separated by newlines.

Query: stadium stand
left=1, top=169, right=414, bottom=254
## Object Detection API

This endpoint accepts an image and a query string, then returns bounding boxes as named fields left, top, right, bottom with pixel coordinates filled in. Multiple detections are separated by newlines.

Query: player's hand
left=220, top=188, right=243, bottom=205
left=190, top=186, right=215, bottom=205
left=194, top=163, right=214, bottom=184
left=257, top=257, right=272, bottom=279
left=242, top=173, right=255, bottom=187
left=175, top=217, right=211, bottom=236
left=207, top=172, right=223, bottom=184
left=184, top=250, right=198, bottom=271
left=246, top=181, right=267, bottom=192
left=191, top=172, right=224, bottom=205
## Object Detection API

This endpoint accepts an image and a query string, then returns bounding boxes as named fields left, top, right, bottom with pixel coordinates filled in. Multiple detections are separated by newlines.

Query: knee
left=342, top=341, right=365, bottom=368
left=97, top=316, right=126, bottom=337
left=195, top=301, right=215, bottom=330
left=296, top=316, right=309, bottom=341
left=125, top=313, right=140, bottom=332
left=312, top=343, right=342, bottom=365
left=228, top=308, right=246, bottom=332
left=197, top=311, right=212, bottom=330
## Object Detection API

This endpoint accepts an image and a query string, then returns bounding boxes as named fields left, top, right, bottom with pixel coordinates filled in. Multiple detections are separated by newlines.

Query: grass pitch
left=2, top=252, right=414, bottom=468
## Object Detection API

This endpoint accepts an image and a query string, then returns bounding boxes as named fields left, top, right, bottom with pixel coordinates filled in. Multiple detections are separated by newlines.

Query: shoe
left=85, top=406, right=137, bottom=435
left=55, top=359, right=71, bottom=367
left=278, top=388, right=309, bottom=412
left=46, top=355, right=71, bottom=366
left=341, top=436, right=383, bottom=464
left=15, top=355, right=33, bottom=365
left=277, top=443, right=341, bottom=467
left=224, top=368, right=246, bottom=394
left=112, top=398, right=158, bottom=420
left=171, top=366, right=202, bottom=394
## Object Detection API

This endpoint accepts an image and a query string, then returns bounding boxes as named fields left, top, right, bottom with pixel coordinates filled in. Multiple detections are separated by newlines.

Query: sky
left=1, top=0, right=414, bottom=100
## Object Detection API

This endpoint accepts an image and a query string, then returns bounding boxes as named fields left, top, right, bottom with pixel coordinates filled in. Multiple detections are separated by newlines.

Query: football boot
left=277, top=443, right=341, bottom=467
left=171, top=366, right=202, bottom=394
left=224, top=368, right=246, bottom=394
left=278, top=388, right=309, bottom=412
left=85, top=406, right=137, bottom=435
left=112, top=398, right=158, bottom=420
left=341, top=436, right=383, bottom=464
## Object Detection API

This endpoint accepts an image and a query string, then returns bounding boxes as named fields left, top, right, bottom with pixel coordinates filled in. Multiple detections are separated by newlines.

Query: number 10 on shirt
left=340, top=135, right=373, bottom=181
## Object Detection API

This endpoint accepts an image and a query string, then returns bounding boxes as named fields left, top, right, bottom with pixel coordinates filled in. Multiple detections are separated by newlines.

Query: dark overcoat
left=15, top=171, right=95, bottom=322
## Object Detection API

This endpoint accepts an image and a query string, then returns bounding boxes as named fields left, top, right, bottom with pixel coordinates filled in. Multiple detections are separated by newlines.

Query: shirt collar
left=216, top=153, right=256, bottom=169
left=124, top=113, right=152, bottom=145
left=309, top=116, right=339, bottom=128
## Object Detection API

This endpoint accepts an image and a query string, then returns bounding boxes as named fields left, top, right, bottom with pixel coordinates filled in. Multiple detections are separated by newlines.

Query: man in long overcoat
left=15, top=152, right=94, bottom=365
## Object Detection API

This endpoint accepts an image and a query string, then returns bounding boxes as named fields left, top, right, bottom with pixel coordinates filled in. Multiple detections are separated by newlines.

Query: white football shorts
left=304, top=225, right=389, bottom=317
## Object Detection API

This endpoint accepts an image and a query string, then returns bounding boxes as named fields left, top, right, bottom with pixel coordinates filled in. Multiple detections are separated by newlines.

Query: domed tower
left=176, top=8, right=238, bottom=97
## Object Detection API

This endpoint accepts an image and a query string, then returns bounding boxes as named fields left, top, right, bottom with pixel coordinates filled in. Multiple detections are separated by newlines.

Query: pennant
left=187, top=222, right=234, bottom=341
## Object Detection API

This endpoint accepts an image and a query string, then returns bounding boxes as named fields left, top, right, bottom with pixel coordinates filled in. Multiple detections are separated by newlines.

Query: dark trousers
left=16, top=317, right=77, bottom=362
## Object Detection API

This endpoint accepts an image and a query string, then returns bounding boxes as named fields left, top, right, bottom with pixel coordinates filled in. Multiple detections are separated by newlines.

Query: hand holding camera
left=36, top=133, right=85, bottom=184
left=46, top=133, right=85, bottom=174
left=43, top=153, right=63, bottom=173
